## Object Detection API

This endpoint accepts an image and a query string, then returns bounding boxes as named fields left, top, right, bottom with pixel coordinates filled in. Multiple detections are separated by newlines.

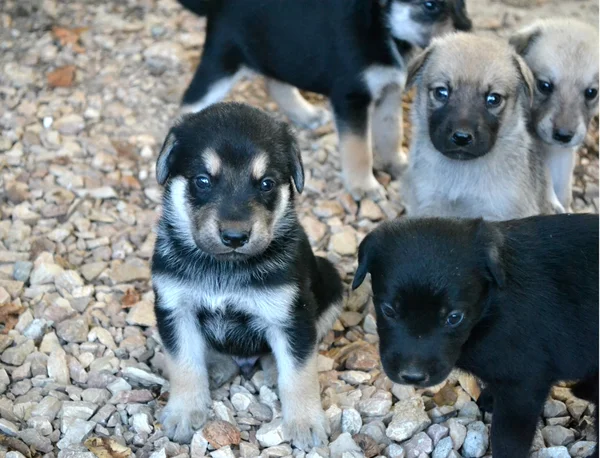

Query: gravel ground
left=0, top=0, right=598, bottom=457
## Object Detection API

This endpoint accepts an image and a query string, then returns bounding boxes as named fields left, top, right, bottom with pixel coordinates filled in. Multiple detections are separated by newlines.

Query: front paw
left=346, top=175, right=387, bottom=202
left=291, top=106, right=331, bottom=129
left=160, top=398, right=209, bottom=443
left=373, top=153, right=408, bottom=180
left=284, top=409, right=330, bottom=450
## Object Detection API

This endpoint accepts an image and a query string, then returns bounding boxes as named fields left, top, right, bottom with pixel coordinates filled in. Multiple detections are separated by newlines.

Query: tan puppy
left=404, top=33, right=555, bottom=220
left=510, top=19, right=599, bottom=212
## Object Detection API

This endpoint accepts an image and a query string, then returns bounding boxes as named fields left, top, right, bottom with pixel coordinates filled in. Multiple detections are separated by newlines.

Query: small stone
left=363, top=314, right=377, bottom=335
left=126, top=300, right=156, bottom=327
left=391, top=384, right=416, bottom=401
left=13, top=262, right=33, bottom=282
left=55, top=270, right=84, bottom=295
left=1, top=339, right=35, bottom=366
left=386, top=398, right=431, bottom=442
left=318, top=354, right=335, bottom=372
left=358, top=199, right=384, bottom=221
left=81, top=388, right=110, bottom=404
left=432, top=436, right=453, bottom=458
left=330, top=432, right=363, bottom=458
left=569, top=441, right=597, bottom=457
left=57, top=418, right=95, bottom=449
left=403, top=432, right=433, bottom=457
left=566, top=398, right=589, bottom=421
left=54, top=114, right=85, bottom=135
left=387, top=444, right=406, bottom=458
left=47, top=348, right=70, bottom=385
left=542, top=399, right=568, bottom=418
left=357, top=398, right=392, bottom=417
left=313, top=200, right=345, bottom=218
left=541, top=425, right=575, bottom=446
left=0, top=418, right=19, bottom=436
left=530, top=447, right=571, bottom=458
left=346, top=349, right=378, bottom=371
left=107, top=378, right=132, bottom=395
left=88, top=327, right=116, bottom=350
left=191, top=431, right=209, bottom=457
left=112, top=263, right=151, bottom=283
left=239, top=441, right=260, bottom=458
left=0, top=286, right=10, bottom=305
left=30, top=262, right=64, bottom=285
left=132, top=412, right=153, bottom=434
left=340, top=312, right=363, bottom=328
left=231, top=392, right=254, bottom=411
left=457, top=373, right=481, bottom=401
left=80, top=262, right=107, bottom=281
left=458, top=401, right=481, bottom=420
left=256, top=418, right=285, bottom=447
left=330, top=230, right=357, bottom=256
left=122, top=366, right=166, bottom=386
left=340, top=370, right=372, bottom=385
left=427, top=424, right=449, bottom=446
left=302, top=216, right=328, bottom=243
left=60, top=401, right=97, bottom=420
left=249, top=402, right=272, bottom=422
left=342, top=408, right=363, bottom=435
left=203, top=420, right=241, bottom=448
left=23, top=319, right=49, bottom=341
left=210, top=445, right=236, bottom=458
left=433, top=383, right=458, bottom=407
left=56, top=318, right=88, bottom=343
left=110, top=389, right=154, bottom=404
left=32, top=396, right=62, bottom=419
left=150, top=449, right=167, bottom=458
left=462, top=421, right=488, bottom=458
left=40, top=331, right=62, bottom=354
left=19, top=428, right=53, bottom=453
left=445, top=419, right=466, bottom=450
left=261, top=444, right=293, bottom=457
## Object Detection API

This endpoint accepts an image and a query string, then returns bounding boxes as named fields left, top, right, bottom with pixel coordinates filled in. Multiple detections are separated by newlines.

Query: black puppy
left=352, top=214, right=599, bottom=458
left=176, top=0, right=472, bottom=200
left=152, top=102, right=343, bottom=448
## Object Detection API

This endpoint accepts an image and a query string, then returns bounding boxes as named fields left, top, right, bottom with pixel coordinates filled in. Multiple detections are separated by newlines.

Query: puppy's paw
left=284, top=410, right=330, bottom=450
left=160, top=398, right=208, bottom=443
left=347, top=177, right=387, bottom=202
left=374, top=152, right=408, bottom=180
left=291, top=106, right=331, bottom=129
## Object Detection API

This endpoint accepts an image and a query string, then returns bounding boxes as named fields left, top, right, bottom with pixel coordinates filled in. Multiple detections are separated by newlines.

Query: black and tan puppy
left=353, top=214, right=599, bottom=458
left=176, top=0, right=472, bottom=200
left=403, top=33, right=556, bottom=220
left=510, top=19, right=599, bottom=212
left=152, top=102, right=343, bottom=447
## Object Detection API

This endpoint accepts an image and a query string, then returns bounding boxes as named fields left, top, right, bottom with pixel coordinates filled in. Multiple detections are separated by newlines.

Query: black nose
left=552, top=129, right=574, bottom=144
left=451, top=131, right=473, bottom=146
left=220, top=230, right=249, bottom=249
left=400, top=370, right=428, bottom=384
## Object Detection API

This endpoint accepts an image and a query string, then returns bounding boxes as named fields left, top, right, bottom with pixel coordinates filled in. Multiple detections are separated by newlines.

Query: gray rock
left=432, top=436, right=453, bottom=458
left=357, top=398, right=392, bottom=417
left=54, top=114, right=85, bottom=135
left=57, top=418, right=95, bottom=449
left=462, top=421, right=488, bottom=458
left=544, top=400, right=568, bottom=418
left=342, top=408, right=363, bottom=435
left=387, top=444, right=406, bottom=458
left=191, top=431, right=209, bottom=458
left=541, top=425, right=576, bottom=446
left=427, top=424, right=449, bottom=446
left=530, top=446, right=571, bottom=458
left=48, top=347, right=70, bottom=385
left=445, top=419, right=466, bottom=450
left=122, top=366, right=167, bottom=386
left=330, top=432, right=363, bottom=458
left=56, top=318, right=88, bottom=343
left=81, top=388, right=111, bottom=404
left=256, top=418, right=285, bottom=447
left=458, top=401, right=481, bottom=420
left=249, top=402, right=273, bottom=422
left=569, top=441, right=597, bottom=457
left=403, top=432, right=433, bottom=457
left=19, top=428, right=53, bottom=453
left=60, top=401, right=97, bottom=420
left=386, top=398, right=431, bottom=442
left=567, top=398, right=589, bottom=421
left=0, top=418, right=19, bottom=436
left=13, top=261, right=33, bottom=282
left=1, top=339, right=35, bottom=366
left=31, top=395, right=62, bottom=419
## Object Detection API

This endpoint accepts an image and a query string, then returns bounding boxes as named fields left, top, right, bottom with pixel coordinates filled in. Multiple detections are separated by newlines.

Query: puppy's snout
left=220, top=228, right=250, bottom=249
left=552, top=128, right=574, bottom=144
left=399, top=369, right=428, bottom=385
left=451, top=130, right=474, bottom=147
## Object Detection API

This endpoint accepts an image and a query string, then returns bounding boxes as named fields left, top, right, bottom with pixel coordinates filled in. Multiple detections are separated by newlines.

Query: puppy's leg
left=489, top=384, right=548, bottom=458
left=372, top=84, right=407, bottom=179
left=268, top=328, right=329, bottom=450
left=548, top=149, right=576, bottom=211
left=206, top=350, right=240, bottom=389
left=158, top=309, right=211, bottom=443
left=267, top=79, right=330, bottom=129
left=180, top=44, right=242, bottom=114
left=332, top=93, right=386, bottom=201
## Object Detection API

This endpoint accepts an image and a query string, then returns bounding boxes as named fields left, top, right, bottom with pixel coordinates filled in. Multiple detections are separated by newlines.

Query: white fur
left=181, top=68, right=251, bottom=114
left=267, top=79, right=330, bottom=128
left=362, top=65, right=407, bottom=102
left=388, top=3, right=426, bottom=47
left=546, top=143, right=577, bottom=211
left=316, top=300, right=343, bottom=341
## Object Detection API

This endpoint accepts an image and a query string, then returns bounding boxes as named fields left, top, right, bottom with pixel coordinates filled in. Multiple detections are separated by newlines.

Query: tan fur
left=266, top=79, right=330, bottom=128
left=405, top=33, right=554, bottom=221
left=372, top=84, right=407, bottom=177
left=338, top=130, right=386, bottom=201
left=511, top=19, right=599, bottom=210
left=251, top=152, right=269, bottom=181
left=202, top=148, right=222, bottom=176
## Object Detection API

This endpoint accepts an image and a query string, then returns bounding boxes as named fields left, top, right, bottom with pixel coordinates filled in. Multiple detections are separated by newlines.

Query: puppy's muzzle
left=552, top=128, right=574, bottom=145
left=399, top=369, right=429, bottom=385
left=220, top=228, right=250, bottom=249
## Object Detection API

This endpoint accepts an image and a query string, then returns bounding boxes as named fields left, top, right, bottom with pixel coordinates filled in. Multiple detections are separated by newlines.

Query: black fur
left=177, top=0, right=471, bottom=136
left=153, top=103, right=343, bottom=368
left=353, top=214, right=599, bottom=458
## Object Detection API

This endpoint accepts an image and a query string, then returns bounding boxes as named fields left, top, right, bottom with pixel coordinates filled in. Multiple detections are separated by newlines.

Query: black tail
left=313, top=256, right=344, bottom=314
left=177, top=0, right=210, bottom=16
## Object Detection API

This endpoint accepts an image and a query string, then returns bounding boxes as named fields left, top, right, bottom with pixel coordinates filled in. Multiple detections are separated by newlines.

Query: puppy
left=510, top=19, right=599, bottom=212
left=152, top=102, right=344, bottom=448
left=353, top=214, right=599, bottom=458
left=175, top=0, right=472, bottom=200
left=403, top=33, right=556, bottom=220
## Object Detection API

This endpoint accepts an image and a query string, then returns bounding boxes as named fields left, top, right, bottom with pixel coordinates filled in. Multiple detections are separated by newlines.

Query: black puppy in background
left=176, top=0, right=472, bottom=201
left=353, top=214, right=599, bottom=458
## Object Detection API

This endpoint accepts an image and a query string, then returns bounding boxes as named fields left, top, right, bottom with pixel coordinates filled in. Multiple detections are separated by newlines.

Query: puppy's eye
left=433, top=87, right=450, bottom=102
left=423, top=0, right=440, bottom=12
left=380, top=303, right=396, bottom=319
left=446, top=311, right=464, bottom=327
left=537, top=80, right=553, bottom=95
left=486, top=93, right=503, bottom=108
left=195, top=175, right=212, bottom=190
left=584, top=88, right=598, bottom=101
left=260, top=178, right=275, bottom=192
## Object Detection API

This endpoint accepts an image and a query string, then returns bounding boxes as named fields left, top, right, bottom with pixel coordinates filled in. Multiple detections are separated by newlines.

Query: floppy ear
left=509, top=25, right=541, bottom=56
left=352, top=232, right=375, bottom=290
left=156, top=130, right=178, bottom=186
left=512, top=55, right=535, bottom=105
left=451, top=0, right=472, bottom=32
left=287, top=128, right=304, bottom=194
left=406, top=47, right=432, bottom=89
left=475, top=220, right=506, bottom=288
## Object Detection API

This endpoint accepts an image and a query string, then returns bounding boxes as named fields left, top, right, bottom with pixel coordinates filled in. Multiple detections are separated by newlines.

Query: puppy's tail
left=313, top=257, right=344, bottom=313
left=177, top=0, right=211, bottom=16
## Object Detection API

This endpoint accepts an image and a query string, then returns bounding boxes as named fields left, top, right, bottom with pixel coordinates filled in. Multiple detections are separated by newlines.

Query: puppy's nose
left=552, top=128, right=574, bottom=144
left=399, top=370, right=428, bottom=384
left=451, top=131, right=473, bottom=146
left=220, top=229, right=249, bottom=249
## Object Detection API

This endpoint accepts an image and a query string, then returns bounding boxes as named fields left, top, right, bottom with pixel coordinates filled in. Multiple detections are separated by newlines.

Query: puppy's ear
left=406, top=48, right=432, bottom=88
left=475, top=220, right=505, bottom=288
left=512, top=55, right=535, bottom=105
left=509, top=25, right=541, bottom=56
left=353, top=232, right=375, bottom=290
left=156, top=130, right=178, bottom=186
left=451, top=0, right=472, bottom=32
left=287, top=128, right=305, bottom=194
